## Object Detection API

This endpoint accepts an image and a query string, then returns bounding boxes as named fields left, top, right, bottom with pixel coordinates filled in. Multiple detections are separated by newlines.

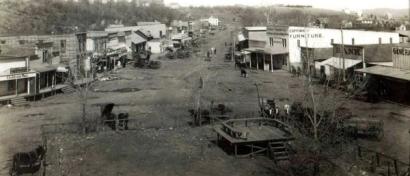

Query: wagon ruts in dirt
left=342, top=118, right=384, bottom=140
left=9, top=145, right=46, bottom=176
left=100, top=103, right=129, bottom=131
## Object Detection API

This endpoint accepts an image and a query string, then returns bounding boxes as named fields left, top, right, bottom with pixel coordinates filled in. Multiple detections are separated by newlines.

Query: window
left=297, top=40, right=300, bottom=47
left=331, top=39, right=334, bottom=44
left=1, top=40, right=6, bottom=44
left=159, top=31, right=163, bottom=38
left=60, top=40, right=66, bottom=54
left=390, top=37, right=393, bottom=44
left=42, top=50, right=49, bottom=63
left=282, top=39, right=287, bottom=47
left=8, top=80, right=16, bottom=92
left=352, top=38, right=355, bottom=45
left=378, top=37, right=382, bottom=44
left=269, top=37, right=274, bottom=46
left=18, top=40, right=26, bottom=45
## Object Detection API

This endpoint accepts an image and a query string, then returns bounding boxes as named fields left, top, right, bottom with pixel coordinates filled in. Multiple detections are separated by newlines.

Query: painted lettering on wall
left=392, top=47, right=410, bottom=56
left=289, top=33, right=323, bottom=39
left=7, top=74, right=28, bottom=80
left=334, top=45, right=363, bottom=56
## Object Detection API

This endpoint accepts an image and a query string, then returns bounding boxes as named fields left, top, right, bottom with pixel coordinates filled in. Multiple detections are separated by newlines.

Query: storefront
left=356, top=46, right=410, bottom=104
left=0, top=72, right=36, bottom=98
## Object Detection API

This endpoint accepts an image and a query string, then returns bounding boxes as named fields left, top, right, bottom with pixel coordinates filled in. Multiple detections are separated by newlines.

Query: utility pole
left=341, top=26, right=346, bottom=82
left=254, top=83, right=264, bottom=117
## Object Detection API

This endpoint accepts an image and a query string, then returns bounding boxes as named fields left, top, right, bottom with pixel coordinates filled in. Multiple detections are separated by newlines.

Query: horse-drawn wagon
left=9, top=146, right=46, bottom=176
left=342, top=118, right=384, bottom=139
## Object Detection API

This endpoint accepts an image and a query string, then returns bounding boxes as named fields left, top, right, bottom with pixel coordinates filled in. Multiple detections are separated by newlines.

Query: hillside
left=0, top=0, right=185, bottom=35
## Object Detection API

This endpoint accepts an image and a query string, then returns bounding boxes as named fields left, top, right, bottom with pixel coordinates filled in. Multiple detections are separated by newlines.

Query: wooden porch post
left=234, top=144, right=238, bottom=157
left=250, top=54, right=252, bottom=68
left=270, top=54, right=273, bottom=72
left=256, top=53, right=259, bottom=70
left=15, top=79, right=18, bottom=96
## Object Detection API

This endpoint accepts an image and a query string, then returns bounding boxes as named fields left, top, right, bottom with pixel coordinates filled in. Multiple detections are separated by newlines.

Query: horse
left=10, top=145, right=46, bottom=176
left=101, top=103, right=129, bottom=131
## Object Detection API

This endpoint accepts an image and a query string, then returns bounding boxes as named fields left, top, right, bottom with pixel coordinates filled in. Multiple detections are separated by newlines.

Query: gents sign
left=392, top=47, right=410, bottom=69
left=392, top=47, right=410, bottom=56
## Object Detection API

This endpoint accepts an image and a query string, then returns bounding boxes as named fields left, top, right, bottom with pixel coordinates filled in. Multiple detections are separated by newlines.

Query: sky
left=164, top=0, right=409, bottom=11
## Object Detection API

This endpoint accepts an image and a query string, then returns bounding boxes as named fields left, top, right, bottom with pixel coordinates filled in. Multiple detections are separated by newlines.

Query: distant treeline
left=0, top=0, right=356, bottom=36
left=182, top=6, right=355, bottom=28
left=0, top=0, right=185, bottom=35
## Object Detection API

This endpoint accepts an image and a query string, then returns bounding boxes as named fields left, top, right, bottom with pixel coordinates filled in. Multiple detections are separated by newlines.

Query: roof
left=0, top=45, right=36, bottom=59
left=368, top=62, right=393, bottom=67
left=137, top=21, right=162, bottom=26
left=244, top=26, right=267, bottom=31
left=319, top=57, right=362, bottom=69
left=130, top=33, right=147, bottom=44
left=356, top=65, right=410, bottom=81
left=396, top=30, right=410, bottom=37
left=87, top=31, right=109, bottom=38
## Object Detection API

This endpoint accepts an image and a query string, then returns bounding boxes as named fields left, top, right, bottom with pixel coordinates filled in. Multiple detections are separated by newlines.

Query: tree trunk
left=82, top=102, right=86, bottom=134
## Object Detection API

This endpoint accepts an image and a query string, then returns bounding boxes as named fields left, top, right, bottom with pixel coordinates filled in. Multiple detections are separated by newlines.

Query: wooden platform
left=214, top=118, right=294, bottom=157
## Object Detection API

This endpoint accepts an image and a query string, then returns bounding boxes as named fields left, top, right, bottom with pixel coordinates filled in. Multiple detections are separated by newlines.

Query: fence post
left=376, top=153, right=380, bottom=166
left=358, top=146, right=362, bottom=158
left=394, top=160, right=399, bottom=176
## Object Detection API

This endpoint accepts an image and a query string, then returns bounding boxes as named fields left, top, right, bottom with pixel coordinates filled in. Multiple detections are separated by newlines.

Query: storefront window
left=17, top=78, right=27, bottom=94
left=0, top=80, right=16, bottom=97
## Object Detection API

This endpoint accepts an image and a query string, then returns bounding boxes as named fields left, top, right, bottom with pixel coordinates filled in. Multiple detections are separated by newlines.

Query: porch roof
left=355, top=66, right=410, bottom=81
left=244, top=47, right=288, bottom=55
left=319, top=57, right=362, bottom=69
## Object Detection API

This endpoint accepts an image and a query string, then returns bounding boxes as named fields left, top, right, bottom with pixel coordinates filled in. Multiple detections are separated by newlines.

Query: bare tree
left=66, top=58, right=97, bottom=134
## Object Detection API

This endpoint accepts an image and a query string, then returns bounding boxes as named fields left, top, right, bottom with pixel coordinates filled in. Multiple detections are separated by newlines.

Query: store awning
left=56, top=66, right=68, bottom=73
left=31, top=65, right=58, bottom=72
left=244, top=47, right=288, bottom=55
left=241, top=50, right=251, bottom=55
left=356, top=66, right=410, bottom=81
left=320, top=57, right=362, bottom=69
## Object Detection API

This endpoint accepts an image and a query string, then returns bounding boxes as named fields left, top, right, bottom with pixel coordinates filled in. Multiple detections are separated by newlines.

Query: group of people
left=206, top=47, right=217, bottom=58
left=261, top=99, right=291, bottom=122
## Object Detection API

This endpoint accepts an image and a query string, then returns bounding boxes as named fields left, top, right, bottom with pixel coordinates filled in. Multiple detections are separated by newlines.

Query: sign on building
left=333, top=44, right=363, bottom=59
left=392, top=47, right=410, bottom=69
left=267, top=25, right=289, bottom=47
